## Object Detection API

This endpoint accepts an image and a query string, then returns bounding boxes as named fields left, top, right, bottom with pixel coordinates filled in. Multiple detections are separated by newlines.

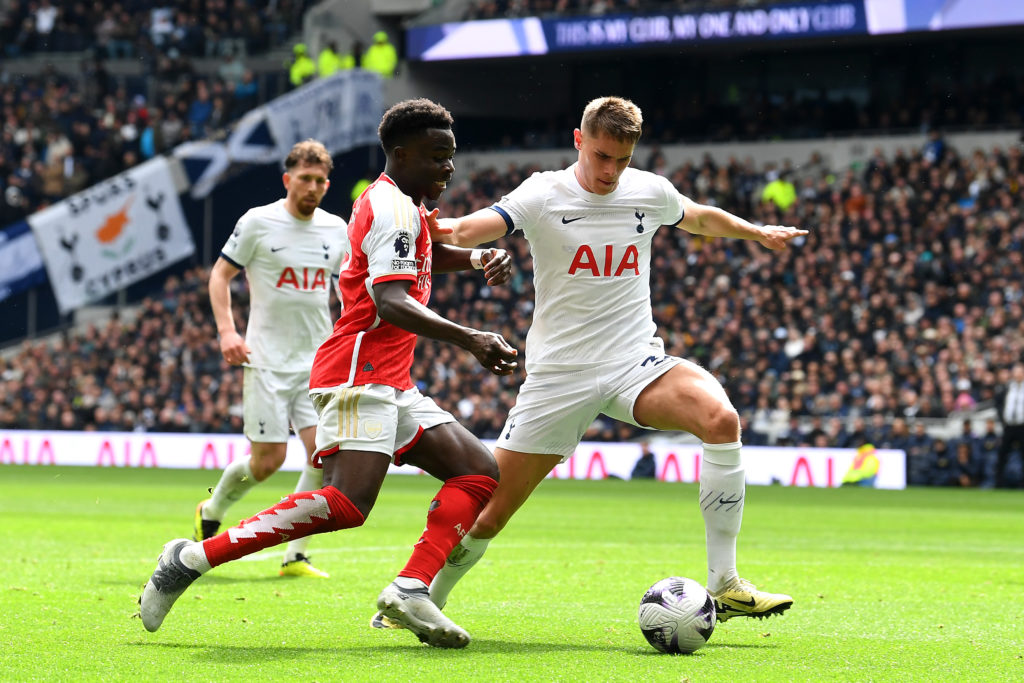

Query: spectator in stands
left=317, top=40, right=348, bottom=78
left=217, top=49, right=247, bottom=89
left=904, top=422, right=934, bottom=486
left=362, top=31, right=397, bottom=79
left=631, top=443, right=657, bottom=479
left=288, top=43, right=316, bottom=88
left=977, top=418, right=1000, bottom=488
left=761, top=169, right=797, bottom=211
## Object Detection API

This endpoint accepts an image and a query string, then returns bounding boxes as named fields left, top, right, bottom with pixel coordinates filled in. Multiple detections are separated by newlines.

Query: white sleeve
left=490, top=172, right=549, bottom=235
left=362, top=189, right=421, bottom=285
left=220, top=210, right=259, bottom=268
left=655, top=174, right=687, bottom=226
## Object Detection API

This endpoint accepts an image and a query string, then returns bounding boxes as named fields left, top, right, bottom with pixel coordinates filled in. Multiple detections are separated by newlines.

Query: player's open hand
left=758, top=225, right=808, bottom=251
left=481, top=248, right=512, bottom=286
left=218, top=330, right=251, bottom=366
left=466, top=330, right=518, bottom=375
left=426, top=208, right=455, bottom=244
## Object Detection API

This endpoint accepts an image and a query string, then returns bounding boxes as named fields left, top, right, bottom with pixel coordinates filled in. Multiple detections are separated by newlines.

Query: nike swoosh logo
left=561, top=216, right=584, bottom=224
left=722, top=596, right=757, bottom=607
left=270, top=246, right=286, bottom=252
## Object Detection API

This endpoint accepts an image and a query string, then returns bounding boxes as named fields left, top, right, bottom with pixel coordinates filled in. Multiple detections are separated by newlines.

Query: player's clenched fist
left=480, top=248, right=512, bottom=286
left=218, top=329, right=251, bottom=366
left=466, top=330, right=518, bottom=375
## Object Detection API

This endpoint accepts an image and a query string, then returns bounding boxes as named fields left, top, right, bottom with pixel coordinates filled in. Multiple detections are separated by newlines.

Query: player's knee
left=704, top=404, right=740, bottom=443
left=342, top=496, right=374, bottom=523
left=473, top=456, right=500, bottom=483
left=469, top=506, right=507, bottom=539
left=250, top=457, right=284, bottom=481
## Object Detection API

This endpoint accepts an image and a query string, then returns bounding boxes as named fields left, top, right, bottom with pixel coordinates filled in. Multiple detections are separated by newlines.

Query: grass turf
left=1, top=465, right=1022, bottom=682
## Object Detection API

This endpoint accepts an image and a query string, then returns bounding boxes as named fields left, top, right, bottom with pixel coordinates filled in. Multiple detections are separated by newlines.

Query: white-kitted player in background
left=198, top=139, right=348, bottom=578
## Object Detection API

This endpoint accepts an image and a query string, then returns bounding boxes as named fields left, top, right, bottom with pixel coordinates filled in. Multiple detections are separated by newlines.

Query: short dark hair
left=378, top=98, right=453, bottom=153
left=284, top=139, right=333, bottom=172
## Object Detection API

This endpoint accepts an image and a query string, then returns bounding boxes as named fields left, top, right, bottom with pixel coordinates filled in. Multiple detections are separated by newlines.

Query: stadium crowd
left=2, top=139, right=1022, bottom=486
left=0, top=60, right=265, bottom=225
left=0, top=0, right=320, bottom=224
left=0, top=0, right=312, bottom=58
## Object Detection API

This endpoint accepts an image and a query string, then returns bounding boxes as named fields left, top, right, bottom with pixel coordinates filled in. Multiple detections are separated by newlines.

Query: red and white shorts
left=309, top=383, right=455, bottom=466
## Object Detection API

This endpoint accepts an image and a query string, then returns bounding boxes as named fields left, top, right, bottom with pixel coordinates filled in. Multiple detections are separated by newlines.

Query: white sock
left=181, top=541, right=212, bottom=573
left=394, top=576, right=427, bottom=591
left=699, top=441, right=744, bottom=593
left=204, top=458, right=257, bottom=521
left=283, top=465, right=324, bottom=563
left=428, top=534, right=491, bottom=608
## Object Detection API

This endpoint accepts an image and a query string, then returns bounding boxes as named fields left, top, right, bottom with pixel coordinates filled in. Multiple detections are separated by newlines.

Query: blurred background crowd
left=2, top=0, right=1023, bottom=489
left=3, top=136, right=1021, bottom=486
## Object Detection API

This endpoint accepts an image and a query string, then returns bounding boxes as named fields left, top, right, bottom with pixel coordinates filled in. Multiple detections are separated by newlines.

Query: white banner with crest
left=28, top=157, right=194, bottom=314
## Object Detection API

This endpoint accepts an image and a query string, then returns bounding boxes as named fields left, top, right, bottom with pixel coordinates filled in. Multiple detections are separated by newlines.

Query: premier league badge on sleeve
left=391, top=232, right=416, bottom=271
left=394, top=233, right=411, bottom=257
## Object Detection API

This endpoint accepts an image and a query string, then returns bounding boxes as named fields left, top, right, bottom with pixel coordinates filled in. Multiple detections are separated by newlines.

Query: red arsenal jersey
left=310, top=174, right=432, bottom=390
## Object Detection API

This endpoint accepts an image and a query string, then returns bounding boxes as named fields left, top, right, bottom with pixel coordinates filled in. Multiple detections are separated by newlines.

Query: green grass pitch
left=1, top=465, right=1022, bottom=682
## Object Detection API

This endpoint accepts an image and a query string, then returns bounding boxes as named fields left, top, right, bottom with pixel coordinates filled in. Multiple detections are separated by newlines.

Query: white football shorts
left=309, top=383, right=455, bottom=465
left=242, top=366, right=318, bottom=442
left=498, top=343, right=683, bottom=460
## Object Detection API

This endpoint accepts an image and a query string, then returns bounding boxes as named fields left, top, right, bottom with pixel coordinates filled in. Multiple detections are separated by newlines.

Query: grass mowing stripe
left=1, top=465, right=1022, bottom=682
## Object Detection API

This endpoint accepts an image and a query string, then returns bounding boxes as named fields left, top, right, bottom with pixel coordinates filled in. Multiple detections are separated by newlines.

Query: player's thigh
left=402, top=420, right=498, bottom=481
left=499, top=368, right=603, bottom=461
left=296, top=425, right=318, bottom=466
left=242, top=366, right=293, bottom=442
left=472, top=447, right=563, bottom=537
left=284, top=368, right=318, bottom=435
left=629, top=359, right=739, bottom=440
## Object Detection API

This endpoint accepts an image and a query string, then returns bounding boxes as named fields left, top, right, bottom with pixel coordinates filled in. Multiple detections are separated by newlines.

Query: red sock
left=203, top=486, right=364, bottom=567
left=398, top=474, right=498, bottom=585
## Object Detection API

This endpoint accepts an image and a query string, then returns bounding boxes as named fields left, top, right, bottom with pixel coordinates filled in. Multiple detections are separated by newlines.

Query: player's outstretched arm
left=430, top=243, right=512, bottom=285
left=209, top=257, right=251, bottom=365
left=674, top=196, right=807, bottom=250
left=373, top=280, right=518, bottom=375
left=427, top=207, right=507, bottom=248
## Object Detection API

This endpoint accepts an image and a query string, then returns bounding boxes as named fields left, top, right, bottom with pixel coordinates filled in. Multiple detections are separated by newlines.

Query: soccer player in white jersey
left=195, top=139, right=348, bottom=579
left=140, top=99, right=519, bottom=648
left=426, top=96, right=804, bottom=623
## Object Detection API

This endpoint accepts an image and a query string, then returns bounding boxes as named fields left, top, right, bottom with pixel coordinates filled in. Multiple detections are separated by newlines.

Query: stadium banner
left=864, top=0, right=1024, bottom=34
left=27, top=157, right=194, bottom=314
left=0, top=430, right=906, bottom=489
left=227, top=70, right=382, bottom=164
left=172, top=139, right=231, bottom=199
left=407, top=2, right=867, bottom=61
left=0, top=220, right=47, bottom=302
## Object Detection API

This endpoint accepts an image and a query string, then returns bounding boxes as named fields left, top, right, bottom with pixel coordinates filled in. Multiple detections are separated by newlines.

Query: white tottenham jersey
left=492, top=165, right=686, bottom=370
left=221, top=199, right=348, bottom=371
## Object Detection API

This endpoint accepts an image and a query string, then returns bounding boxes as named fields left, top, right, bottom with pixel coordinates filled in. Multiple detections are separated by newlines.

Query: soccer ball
left=638, top=577, right=716, bottom=654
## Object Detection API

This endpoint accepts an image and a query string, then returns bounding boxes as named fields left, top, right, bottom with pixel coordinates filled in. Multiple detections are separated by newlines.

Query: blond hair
left=284, top=139, right=333, bottom=173
left=581, top=96, right=643, bottom=144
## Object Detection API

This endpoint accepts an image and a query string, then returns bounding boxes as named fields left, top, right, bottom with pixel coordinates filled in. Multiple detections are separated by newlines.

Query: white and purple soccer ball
left=638, top=577, right=716, bottom=654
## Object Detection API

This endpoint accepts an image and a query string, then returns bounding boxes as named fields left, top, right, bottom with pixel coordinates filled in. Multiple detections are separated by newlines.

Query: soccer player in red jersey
left=140, top=99, right=518, bottom=649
